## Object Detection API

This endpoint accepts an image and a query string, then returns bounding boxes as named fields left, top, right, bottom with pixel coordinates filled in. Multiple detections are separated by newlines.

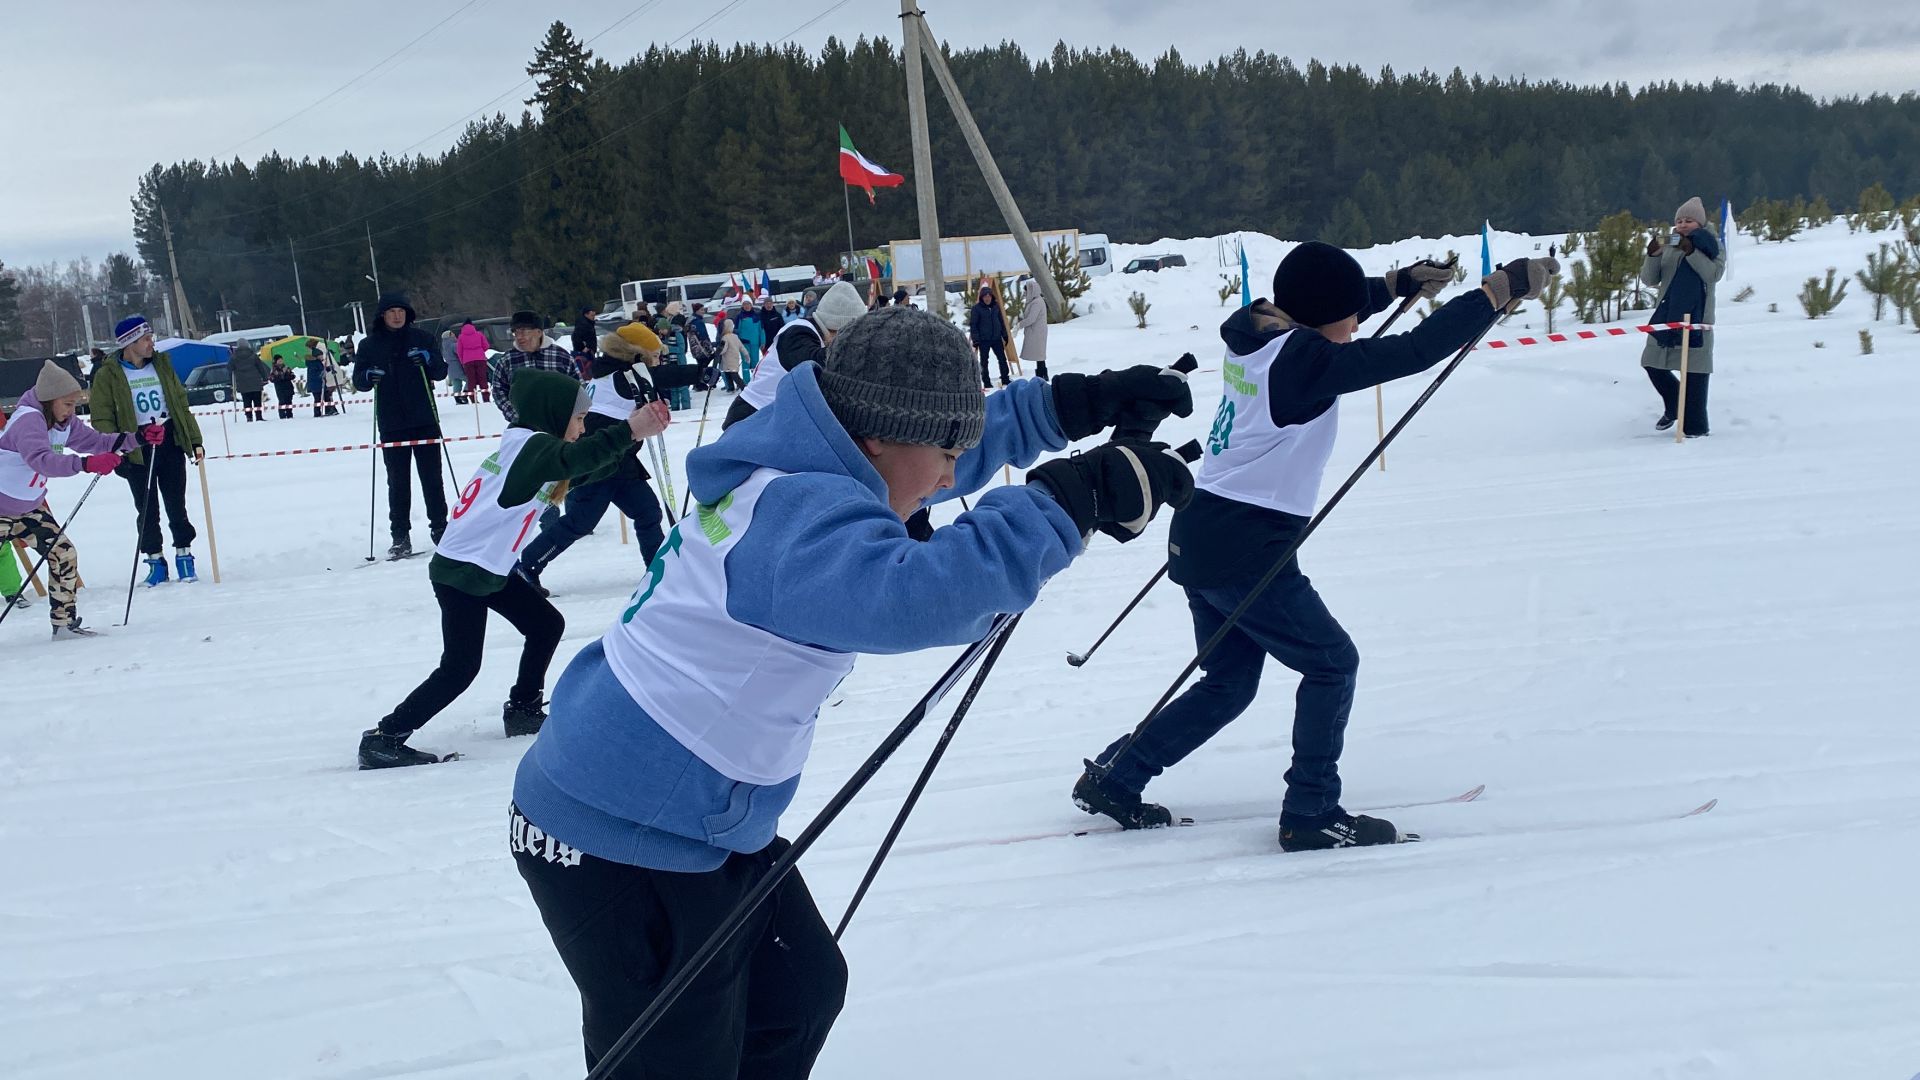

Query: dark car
left=182, top=361, right=234, bottom=406
left=1121, top=254, right=1188, bottom=274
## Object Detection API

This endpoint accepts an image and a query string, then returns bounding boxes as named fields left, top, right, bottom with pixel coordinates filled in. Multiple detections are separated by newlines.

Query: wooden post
left=219, top=409, right=231, bottom=457
left=1374, top=385, right=1387, bottom=471
left=910, top=8, right=1068, bottom=320
left=473, top=393, right=483, bottom=436
left=1674, top=312, right=1692, bottom=444
left=900, top=1, right=947, bottom=320
left=619, top=514, right=629, bottom=546
left=195, top=457, right=223, bottom=583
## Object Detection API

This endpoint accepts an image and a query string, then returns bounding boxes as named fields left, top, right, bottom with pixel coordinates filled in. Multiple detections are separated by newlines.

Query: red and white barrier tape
left=1478, top=322, right=1712, bottom=351
left=191, top=389, right=488, bottom=416
left=214, top=433, right=497, bottom=461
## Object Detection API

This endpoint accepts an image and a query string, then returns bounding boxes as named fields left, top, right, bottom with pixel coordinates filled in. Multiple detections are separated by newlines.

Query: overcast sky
left=4, top=0, right=1918, bottom=268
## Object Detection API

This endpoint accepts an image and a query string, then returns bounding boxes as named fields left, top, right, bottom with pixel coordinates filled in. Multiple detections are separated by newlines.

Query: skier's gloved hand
left=365, top=367, right=386, bottom=384
left=1480, top=256, right=1560, bottom=312
left=1028, top=440, right=1195, bottom=544
left=1050, top=364, right=1195, bottom=443
left=626, top=400, right=671, bottom=441
left=407, top=347, right=434, bottom=366
left=139, top=423, right=167, bottom=446
left=1647, top=236, right=1664, bottom=257
left=83, top=452, right=121, bottom=475
left=1387, top=258, right=1455, bottom=300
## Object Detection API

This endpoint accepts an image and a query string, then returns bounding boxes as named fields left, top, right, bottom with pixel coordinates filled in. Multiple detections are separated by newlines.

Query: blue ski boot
left=142, top=555, right=169, bottom=588
left=174, top=549, right=198, bottom=583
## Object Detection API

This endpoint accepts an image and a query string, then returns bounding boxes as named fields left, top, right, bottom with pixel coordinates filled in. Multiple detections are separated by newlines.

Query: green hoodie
left=428, top=369, right=636, bottom=596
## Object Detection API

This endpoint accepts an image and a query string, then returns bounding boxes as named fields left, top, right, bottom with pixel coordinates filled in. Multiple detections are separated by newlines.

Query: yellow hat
left=616, top=322, right=663, bottom=354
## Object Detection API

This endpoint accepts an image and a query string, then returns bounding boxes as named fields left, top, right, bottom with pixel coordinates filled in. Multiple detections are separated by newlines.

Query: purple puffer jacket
left=0, top=390, right=126, bottom=517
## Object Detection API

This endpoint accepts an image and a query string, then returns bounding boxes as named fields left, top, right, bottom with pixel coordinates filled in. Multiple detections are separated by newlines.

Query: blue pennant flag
left=1239, top=237, right=1252, bottom=308
left=1480, top=221, right=1493, bottom=277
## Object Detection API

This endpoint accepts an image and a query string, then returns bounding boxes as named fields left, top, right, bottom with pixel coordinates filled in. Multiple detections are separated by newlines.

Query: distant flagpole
left=1719, top=196, right=1735, bottom=279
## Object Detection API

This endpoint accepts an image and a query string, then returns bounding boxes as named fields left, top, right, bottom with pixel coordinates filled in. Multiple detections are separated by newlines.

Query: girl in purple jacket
left=0, top=362, right=128, bottom=638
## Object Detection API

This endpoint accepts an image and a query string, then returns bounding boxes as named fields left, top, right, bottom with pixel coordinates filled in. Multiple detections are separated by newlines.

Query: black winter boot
left=503, top=691, right=548, bottom=737
left=1279, top=811, right=1416, bottom=852
left=358, top=728, right=447, bottom=769
left=1072, top=761, right=1174, bottom=829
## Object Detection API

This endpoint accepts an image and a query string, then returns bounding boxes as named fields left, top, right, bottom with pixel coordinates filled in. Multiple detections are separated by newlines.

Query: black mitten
left=1050, top=361, right=1196, bottom=442
left=1028, top=441, right=1196, bottom=543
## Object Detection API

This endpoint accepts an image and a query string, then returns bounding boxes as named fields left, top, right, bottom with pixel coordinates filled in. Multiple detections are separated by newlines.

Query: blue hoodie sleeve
left=938, top=378, right=1069, bottom=503
left=724, top=473, right=1082, bottom=655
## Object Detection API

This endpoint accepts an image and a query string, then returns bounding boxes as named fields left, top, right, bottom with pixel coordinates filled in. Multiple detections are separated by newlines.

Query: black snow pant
left=1097, top=571, right=1360, bottom=829
left=380, top=425, right=449, bottom=542
left=520, top=470, right=666, bottom=569
left=241, top=391, right=264, bottom=421
left=1645, top=367, right=1710, bottom=436
left=378, top=576, right=562, bottom=734
left=977, top=343, right=1009, bottom=386
left=274, top=383, right=295, bottom=418
left=512, top=806, right=848, bottom=1080
left=116, top=437, right=196, bottom=556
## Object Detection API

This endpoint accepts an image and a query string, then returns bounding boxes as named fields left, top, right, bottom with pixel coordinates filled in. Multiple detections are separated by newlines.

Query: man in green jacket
left=89, top=316, right=206, bottom=586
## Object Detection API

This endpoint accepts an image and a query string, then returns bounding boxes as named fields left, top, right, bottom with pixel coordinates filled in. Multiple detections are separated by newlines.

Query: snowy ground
left=5, top=222, right=1919, bottom=1079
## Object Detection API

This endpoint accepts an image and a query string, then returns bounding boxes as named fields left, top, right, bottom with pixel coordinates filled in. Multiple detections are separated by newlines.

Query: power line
left=213, top=0, right=491, bottom=160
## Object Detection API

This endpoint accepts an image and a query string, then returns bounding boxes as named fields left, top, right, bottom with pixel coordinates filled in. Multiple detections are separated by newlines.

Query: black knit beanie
left=1270, top=241, right=1369, bottom=327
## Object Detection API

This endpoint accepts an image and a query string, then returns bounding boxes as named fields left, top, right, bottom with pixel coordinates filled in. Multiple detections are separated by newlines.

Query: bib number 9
left=450, top=476, right=484, bottom=519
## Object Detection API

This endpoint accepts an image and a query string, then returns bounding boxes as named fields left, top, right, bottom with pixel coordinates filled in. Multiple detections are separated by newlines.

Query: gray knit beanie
left=34, top=360, right=85, bottom=402
left=1674, top=196, right=1708, bottom=226
left=818, top=306, right=986, bottom=450
left=812, top=280, right=868, bottom=332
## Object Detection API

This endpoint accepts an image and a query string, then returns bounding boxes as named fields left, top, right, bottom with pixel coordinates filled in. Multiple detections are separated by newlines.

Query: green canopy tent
left=260, top=335, right=346, bottom=368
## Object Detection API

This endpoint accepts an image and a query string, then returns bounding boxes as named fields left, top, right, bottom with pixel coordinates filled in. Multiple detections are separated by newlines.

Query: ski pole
left=0, top=474, right=104, bottom=629
left=1093, top=307, right=1505, bottom=769
left=1063, top=295, right=1422, bottom=669
left=120, top=427, right=164, bottom=627
left=834, top=613, right=1022, bottom=940
left=585, top=612, right=1023, bottom=1080
left=364, top=409, right=380, bottom=563
left=645, top=436, right=677, bottom=527
left=677, top=381, right=719, bottom=519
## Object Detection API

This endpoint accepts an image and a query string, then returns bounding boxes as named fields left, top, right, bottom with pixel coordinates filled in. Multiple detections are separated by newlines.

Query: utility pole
left=81, top=302, right=97, bottom=348
left=900, top=0, right=947, bottom=320
left=366, top=224, right=381, bottom=299
left=910, top=7, right=1066, bottom=319
left=160, top=206, right=198, bottom=337
left=289, top=237, right=309, bottom=336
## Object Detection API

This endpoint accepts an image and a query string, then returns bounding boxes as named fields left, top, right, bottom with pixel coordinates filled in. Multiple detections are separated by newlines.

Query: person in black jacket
left=969, top=285, right=1011, bottom=388
left=1073, top=242, right=1558, bottom=852
left=270, top=359, right=297, bottom=419
left=719, top=280, right=866, bottom=430
left=353, top=292, right=450, bottom=558
left=570, top=306, right=598, bottom=374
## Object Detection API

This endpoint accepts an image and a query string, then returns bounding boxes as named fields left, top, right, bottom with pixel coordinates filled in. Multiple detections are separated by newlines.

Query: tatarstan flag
left=839, top=124, right=904, bottom=204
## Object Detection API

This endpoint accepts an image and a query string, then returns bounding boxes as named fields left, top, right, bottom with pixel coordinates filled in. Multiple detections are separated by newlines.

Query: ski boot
left=4, top=591, right=34, bottom=612
left=142, top=555, right=169, bottom=588
left=1072, top=761, right=1174, bottom=829
left=503, top=692, right=548, bottom=738
left=386, top=537, right=413, bottom=561
left=174, top=549, right=198, bottom=583
left=1279, top=811, right=1416, bottom=852
left=1655, top=412, right=1676, bottom=431
left=358, top=728, right=448, bottom=769
left=52, top=617, right=101, bottom=640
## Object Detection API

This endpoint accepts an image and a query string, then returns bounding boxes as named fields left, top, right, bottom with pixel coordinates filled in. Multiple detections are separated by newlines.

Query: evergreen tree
left=0, top=258, right=22, bottom=353
left=515, top=21, right=623, bottom=313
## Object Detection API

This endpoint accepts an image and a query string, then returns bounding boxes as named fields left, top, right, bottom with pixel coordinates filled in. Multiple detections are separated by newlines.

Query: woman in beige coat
left=1639, top=196, right=1725, bottom=437
left=717, top=318, right=745, bottom=393
left=1015, top=277, right=1050, bottom=380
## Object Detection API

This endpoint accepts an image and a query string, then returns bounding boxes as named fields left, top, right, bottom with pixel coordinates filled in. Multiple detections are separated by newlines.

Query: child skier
left=86, top=316, right=205, bottom=587
left=508, top=305, right=1196, bottom=1078
left=1073, top=242, right=1558, bottom=850
left=357, top=370, right=671, bottom=769
left=517, top=322, right=704, bottom=588
left=0, top=361, right=128, bottom=637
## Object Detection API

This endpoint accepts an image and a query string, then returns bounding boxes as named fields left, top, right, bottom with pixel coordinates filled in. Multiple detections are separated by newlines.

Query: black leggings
left=379, top=576, right=563, bottom=734
left=241, top=391, right=264, bottom=421
left=512, top=809, right=847, bottom=1080
left=117, top=437, right=195, bottom=556
left=1645, top=367, right=1710, bottom=436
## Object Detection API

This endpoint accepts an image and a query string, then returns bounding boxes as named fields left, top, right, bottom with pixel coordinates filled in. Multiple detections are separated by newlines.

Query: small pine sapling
left=1217, top=274, right=1242, bottom=306
left=1128, top=291, right=1150, bottom=329
left=1859, top=328, right=1874, bottom=354
left=1799, top=268, right=1848, bottom=318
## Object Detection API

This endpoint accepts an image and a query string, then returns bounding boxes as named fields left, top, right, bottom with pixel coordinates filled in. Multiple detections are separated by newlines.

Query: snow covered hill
left=4, top=222, right=1918, bottom=1079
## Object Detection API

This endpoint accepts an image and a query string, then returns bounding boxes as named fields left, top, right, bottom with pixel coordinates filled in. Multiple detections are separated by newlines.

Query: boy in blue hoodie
left=510, top=305, right=1196, bottom=1078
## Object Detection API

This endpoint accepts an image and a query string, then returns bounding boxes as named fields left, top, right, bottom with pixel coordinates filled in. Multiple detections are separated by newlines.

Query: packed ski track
left=5, top=223, right=1919, bottom=1079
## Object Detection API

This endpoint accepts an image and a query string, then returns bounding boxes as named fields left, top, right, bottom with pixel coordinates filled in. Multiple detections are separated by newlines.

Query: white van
left=1080, top=233, right=1114, bottom=277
